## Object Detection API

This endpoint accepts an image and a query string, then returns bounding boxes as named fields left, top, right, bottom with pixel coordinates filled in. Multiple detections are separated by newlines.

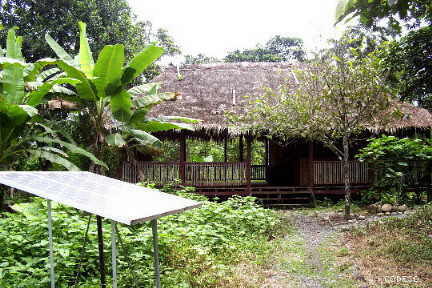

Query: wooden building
left=122, top=62, right=432, bottom=203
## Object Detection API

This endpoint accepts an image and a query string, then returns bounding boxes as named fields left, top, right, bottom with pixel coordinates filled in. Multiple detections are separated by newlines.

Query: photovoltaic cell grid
left=0, top=171, right=201, bottom=225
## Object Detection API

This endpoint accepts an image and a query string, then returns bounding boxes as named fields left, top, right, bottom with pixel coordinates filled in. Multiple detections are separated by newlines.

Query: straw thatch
left=148, top=62, right=432, bottom=140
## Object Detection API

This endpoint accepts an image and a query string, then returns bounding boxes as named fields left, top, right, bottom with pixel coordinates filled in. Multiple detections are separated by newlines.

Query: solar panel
left=0, top=171, right=202, bottom=225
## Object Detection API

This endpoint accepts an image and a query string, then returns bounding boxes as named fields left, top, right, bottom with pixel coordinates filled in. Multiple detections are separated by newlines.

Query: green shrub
left=0, top=187, right=279, bottom=287
left=356, top=135, right=432, bottom=205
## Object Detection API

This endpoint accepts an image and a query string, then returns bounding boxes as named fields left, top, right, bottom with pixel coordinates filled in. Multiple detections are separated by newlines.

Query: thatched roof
left=150, top=62, right=296, bottom=138
left=149, top=62, right=432, bottom=139
left=368, top=101, right=432, bottom=133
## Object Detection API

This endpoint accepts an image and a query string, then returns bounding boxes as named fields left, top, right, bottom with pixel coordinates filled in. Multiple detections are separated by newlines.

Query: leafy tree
left=0, top=28, right=104, bottom=211
left=184, top=53, right=219, bottom=64
left=225, top=35, right=305, bottom=62
left=0, top=0, right=180, bottom=62
left=236, top=41, right=393, bottom=218
left=378, top=26, right=432, bottom=110
left=336, top=0, right=432, bottom=34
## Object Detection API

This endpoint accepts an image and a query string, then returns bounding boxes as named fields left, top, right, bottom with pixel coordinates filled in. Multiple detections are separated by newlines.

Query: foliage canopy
left=379, top=26, right=432, bottom=111
left=0, top=0, right=180, bottom=62
left=336, top=0, right=432, bottom=34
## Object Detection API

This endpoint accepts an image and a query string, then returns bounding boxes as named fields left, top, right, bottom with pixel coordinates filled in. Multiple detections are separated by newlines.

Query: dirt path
left=259, top=211, right=362, bottom=288
left=259, top=210, right=415, bottom=288
left=292, top=214, right=335, bottom=288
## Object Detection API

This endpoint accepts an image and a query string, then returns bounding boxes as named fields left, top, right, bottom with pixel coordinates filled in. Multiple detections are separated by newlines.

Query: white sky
left=128, top=0, right=347, bottom=60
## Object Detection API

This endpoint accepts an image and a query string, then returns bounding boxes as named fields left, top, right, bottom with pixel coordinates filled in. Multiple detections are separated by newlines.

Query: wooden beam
left=224, top=138, right=228, bottom=162
left=264, top=138, right=269, bottom=166
left=179, top=134, right=187, bottom=184
left=308, top=142, right=317, bottom=207
left=179, top=135, right=187, bottom=162
left=246, top=137, right=252, bottom=195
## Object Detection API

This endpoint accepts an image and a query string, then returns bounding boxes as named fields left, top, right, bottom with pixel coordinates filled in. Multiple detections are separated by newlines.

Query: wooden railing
left=122, top=161, right=249, bottom=187
left=123, top=160, right=371, bottom=187
left=313, top=160, right=369, bottom=185
left=251, top=165, right=266, bottom=180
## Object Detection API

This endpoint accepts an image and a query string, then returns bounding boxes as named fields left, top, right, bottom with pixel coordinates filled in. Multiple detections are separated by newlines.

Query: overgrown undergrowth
left=347, top=204, right=432, bottom=287
left=0, top=187, right=280, bottom=287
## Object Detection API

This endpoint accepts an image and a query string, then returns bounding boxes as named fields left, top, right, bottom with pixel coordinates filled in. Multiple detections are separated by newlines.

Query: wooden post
left=179, top=134, right=187, bottom=184
left=239, top=136, right=244, bottom=162
left=308, top=142, right=317, bottom=207
left=224, top=137, right=228, bottom=184
left=428, top=164, right=432, bottom=203
left=246, top=137, right=252, bottom=195
left=264, top=139, right=269, bottom=183
left=224, top=138, right=228, bottom=162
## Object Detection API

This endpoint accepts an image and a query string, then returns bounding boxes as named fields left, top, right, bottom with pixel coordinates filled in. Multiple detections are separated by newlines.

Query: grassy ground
left=346, top=204, right=432, bottom=288
left=227, top=203, right=432, bottom=288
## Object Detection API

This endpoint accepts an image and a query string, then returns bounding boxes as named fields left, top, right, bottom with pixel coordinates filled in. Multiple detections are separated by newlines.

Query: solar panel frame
left=0, top=171, right=202, bottom=225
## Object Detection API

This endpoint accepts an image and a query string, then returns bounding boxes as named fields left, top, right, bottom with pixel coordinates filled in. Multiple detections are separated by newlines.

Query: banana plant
left=0, top=27, right=105, bottom=169
left=0, top=28, right=107, bottom=210
left=45, top=22, right=197, bottom=156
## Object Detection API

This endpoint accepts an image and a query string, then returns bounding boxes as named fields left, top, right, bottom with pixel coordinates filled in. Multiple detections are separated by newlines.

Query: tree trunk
left=343, top=135, right=351, bottom=219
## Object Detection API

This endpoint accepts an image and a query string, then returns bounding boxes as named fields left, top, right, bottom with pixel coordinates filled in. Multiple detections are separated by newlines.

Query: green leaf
left=111, top=90, right=132, bottom=122
left=335, top=0, right=357, bottom=24
left=127, top=83, right=160, bottom=96
left=6, top=28, right=23, bottom=60
left=133, top=120, right=193, bottom=132
left=106, top=133, right=127, bottom=147
left=33, top=136, right=108, bottom=169
left=24, top=58, right=59, bottom=82
left=78, top=22, right=94, bottom=77
left=36, top=67, right=62, bottom=81
left=122, top=46, right=163, bottom=84
left=45, top=34, right=74, bottom=63
left=0, top=103, right=30, bottom=126
left=27, top=78, right=80, bottom=106
left=133, top=92, right=177, bottom=109
left=126, top=129, right=160, bottom=146
left=28, top=149, right=80, bottom=171
left=128, top=109, right=150, bottom=126
left=158, top=115, right=200, bottom=124
left=0, top=57, right=27, bottom=67
left=18, top=105, right=38, bottom=117
left=40, top=147, right=69, bottom=158
left=1, top=62, right=24, bottom=104
left=94, top=44, right=125, bottom=93
left=54, top=60, right=97, bottom=100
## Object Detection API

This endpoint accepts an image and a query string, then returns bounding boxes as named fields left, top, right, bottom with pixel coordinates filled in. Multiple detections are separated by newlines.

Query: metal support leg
left=97, top=216, right=106, bottom=288
left=48, top=200, right=55, bottom=288
left=111, top=221, right=117, bottom=288
left=152, top=219, right=161, bottom=288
